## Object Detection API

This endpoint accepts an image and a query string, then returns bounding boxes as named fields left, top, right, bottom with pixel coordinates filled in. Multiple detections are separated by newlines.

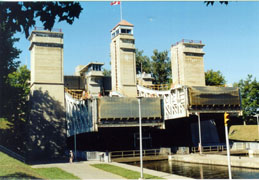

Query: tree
left=0, top=2, right=83, bottom=117
left=235, top=75, right=259, bottom=123
left=0, top=2, right=83, bottom=38
left=204, top=1, right=228, bottom=6
left=205, top=69, right=226, bottom=86
left=6, top=65, right=30, bottom=121
left=135, top=49, right=152, bottom=74
left=0, top=26, right=21, bottom=117
left=151, top=49, right=171, bottom=84
left=103, top=68, right=111, bottom=76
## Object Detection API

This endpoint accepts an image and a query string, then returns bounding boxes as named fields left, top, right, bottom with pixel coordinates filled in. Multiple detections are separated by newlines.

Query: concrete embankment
left=169, top=154, right=259, bottom=169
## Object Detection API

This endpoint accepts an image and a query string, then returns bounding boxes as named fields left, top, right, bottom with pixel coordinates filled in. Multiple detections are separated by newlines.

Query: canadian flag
left=110, top=1, right=120, bottom=5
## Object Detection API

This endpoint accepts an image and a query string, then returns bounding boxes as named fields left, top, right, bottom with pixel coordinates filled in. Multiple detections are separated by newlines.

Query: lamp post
left=224, top=112, right=232, bottom=179
left=254, top=114, right=259, bottom=140
left=73, top=120, right=77, bottom=162
left=137, top=97, right=143, bottom=180
left=196, top=112, right=202, bottom=154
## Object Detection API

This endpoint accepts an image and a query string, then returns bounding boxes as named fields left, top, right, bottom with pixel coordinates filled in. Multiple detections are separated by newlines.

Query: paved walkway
left=32, top=160, right=191, bottom=179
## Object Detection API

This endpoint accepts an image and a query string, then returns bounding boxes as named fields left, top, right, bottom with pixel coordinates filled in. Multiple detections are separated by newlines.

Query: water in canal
left=129, top=160, right=259, bottom=179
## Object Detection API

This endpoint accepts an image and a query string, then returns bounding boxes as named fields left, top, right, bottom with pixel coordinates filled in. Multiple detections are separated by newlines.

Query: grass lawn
left=0, top=152, right=79, bottom=179
left=91, top=163, right=163, bottom=179
left=35, top=167, right=79, bottom=179
left=0, top=118, right=12, bottom=130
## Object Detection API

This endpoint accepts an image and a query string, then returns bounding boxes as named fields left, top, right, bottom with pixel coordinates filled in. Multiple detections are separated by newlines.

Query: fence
left=143, top=84, right=170, bottom=91
left=172, top=39, right=203, bottom=46
left=110, top=149, right=166, bottom=159
left=34, top=27, right=62, bottom=32
left=191, top=145, right=226, bottom=153
left=65, top=88, right=85, bottom=99
left=0, top=145, right=25, bottom=162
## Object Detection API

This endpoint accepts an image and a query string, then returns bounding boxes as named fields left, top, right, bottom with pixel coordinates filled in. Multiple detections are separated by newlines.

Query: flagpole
left=120, top=2, right=122, bottom=21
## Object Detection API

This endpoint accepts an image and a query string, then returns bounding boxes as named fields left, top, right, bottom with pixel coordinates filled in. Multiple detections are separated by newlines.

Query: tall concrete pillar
left=171, top=40, right=206, bottom=86
left=110, top=20, right=137, bottom=97
left=27, top=30, right=66, bottom=162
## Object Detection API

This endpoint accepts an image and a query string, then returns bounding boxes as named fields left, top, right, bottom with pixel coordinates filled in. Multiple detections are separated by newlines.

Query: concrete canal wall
left=169, top=154, right=259, bottom=169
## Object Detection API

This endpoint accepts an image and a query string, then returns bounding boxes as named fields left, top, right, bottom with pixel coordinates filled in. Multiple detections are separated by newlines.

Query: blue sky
left=15, top=1, right=259, bottom=84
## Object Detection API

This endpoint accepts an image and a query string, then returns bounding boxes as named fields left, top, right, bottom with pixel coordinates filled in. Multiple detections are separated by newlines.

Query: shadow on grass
left=1, top=172, right=42, bottom=179
left=1, top=87, right=68, bottom=164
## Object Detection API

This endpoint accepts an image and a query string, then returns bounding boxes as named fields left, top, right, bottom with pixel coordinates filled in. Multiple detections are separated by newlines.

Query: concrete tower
left=171, top=39, right=206, bottom=86
left=110, top=20, right=137, bottom=97
left=28, top=29, right=66, bottom=162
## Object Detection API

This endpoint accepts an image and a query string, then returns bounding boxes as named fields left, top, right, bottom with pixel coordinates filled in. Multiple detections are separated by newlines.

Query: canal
left=129, top=160, right=259, bottom=179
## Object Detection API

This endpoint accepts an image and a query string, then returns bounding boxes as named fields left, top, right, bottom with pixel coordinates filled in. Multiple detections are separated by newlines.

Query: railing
left=191, top=145, right=226, bottom=153
left=0, top=145, right=25, bottom=162
left=65, top=88, right=86, bottom=99
left=143, top=84, right=170, bottom=91
left=34, top=26, right=62, bottom=32
left=110, top=149, right=161, bottom=159
left=172, top=39, right=203, bottom=46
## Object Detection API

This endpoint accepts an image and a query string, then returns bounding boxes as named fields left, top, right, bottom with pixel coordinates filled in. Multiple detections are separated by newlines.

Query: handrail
left=143, top=84, right=170, bottom=91
left=191, top=145, right=226, bottom=153
left=65, top=88, right=86, bottom=99
left=172, top=39, right=203, bottom=46
left=0, top=145, right=25, bottom=162
left=34, top=26, right=62, bottom=32
left=110, top=149, right=162, bottom=159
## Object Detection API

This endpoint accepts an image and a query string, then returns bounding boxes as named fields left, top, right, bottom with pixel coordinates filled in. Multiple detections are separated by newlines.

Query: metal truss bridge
left=65, top=85, right=242, bottom=137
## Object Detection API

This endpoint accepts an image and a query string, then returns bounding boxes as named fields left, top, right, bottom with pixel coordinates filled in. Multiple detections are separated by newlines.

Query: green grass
left=35, top=167, right=79, bottom=179
left=91, top=163, right=164, bottom=179
left=0, top=118, right=13, bottom=130
left=0, top=152, right=79, bottom=179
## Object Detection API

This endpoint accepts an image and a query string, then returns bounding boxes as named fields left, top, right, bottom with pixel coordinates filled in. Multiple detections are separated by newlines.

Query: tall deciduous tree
left=0, top=26, right=21, bottom=117
left=103, top=68, right=111, bottom=76
left=204, top=1, right=228, bottom=6
left=6, top=65, right=30, bottom=121
left=0, top=2, right=83, bottom=117
left=235, top=75, right=259, bottom=123
left=0, top=2, right=83, bottom=38
left=151, top=49, right=171, bottom=84
left=205, top=69, right=226, bottom=86
left=136, top=49, right=152, bottom=74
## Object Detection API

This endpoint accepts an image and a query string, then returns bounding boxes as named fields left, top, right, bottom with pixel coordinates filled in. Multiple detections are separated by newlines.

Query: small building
left=229, top=125, right=259, bottom=151
left=136, top=72, right=154, bottom=86
left=75, top=62, right=104, bottom=97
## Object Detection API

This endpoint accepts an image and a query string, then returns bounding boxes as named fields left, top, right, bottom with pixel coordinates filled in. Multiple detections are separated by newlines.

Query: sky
left=15, top=1, right=259, bottom=84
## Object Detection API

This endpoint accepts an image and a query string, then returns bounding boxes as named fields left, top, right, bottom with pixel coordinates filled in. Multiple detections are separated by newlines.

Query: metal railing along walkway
left=0, top=145, right=25, bottom=162
left=191, top=145, right=227, bottom=154
left=110, top=149, right=162, bottom=159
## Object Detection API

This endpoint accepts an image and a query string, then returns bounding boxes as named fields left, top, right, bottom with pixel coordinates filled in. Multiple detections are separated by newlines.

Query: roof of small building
left=111, top=20, right=134, bottom=31
left=76, top=62, right=104, bottom=74
left=229, top=125, right=259, bottom=142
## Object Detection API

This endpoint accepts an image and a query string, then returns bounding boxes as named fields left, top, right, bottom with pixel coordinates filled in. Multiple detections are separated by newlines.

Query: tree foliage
left=0, top=2, right=83, bottom=117
left=235, top=75, right=259, bottom=123
left=6, top=65, right=30, bottom=121
left=136, top=49, right=152, bottom=74
left=0, top=26, right=21, bottom=117
left=151, top=49, right=171, bottom=84
left=0, top=2, right=83, bottom=38
left=204, top=1, right=228, bottom=6
left=103, top=68, right=111, bottom=76
left=205, top=69, right=226, bottom=86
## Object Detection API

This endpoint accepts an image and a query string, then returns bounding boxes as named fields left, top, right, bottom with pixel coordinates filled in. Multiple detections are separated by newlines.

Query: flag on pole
left=110, top=1, right=120, bottom=5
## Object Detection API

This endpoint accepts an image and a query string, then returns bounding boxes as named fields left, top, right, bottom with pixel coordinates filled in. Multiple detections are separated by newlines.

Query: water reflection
left=129, top=160, right=259, bottom=179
